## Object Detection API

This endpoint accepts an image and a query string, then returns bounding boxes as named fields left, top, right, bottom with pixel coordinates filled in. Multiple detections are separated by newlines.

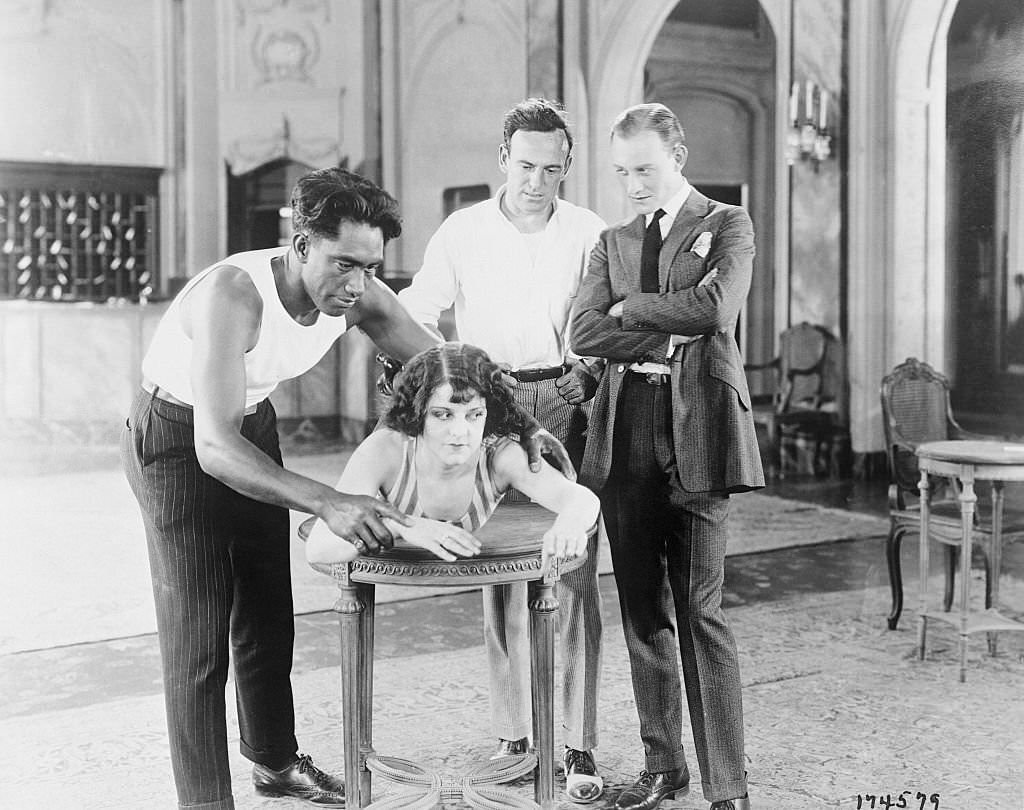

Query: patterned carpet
left=4, top=577, right=1023, bottom=810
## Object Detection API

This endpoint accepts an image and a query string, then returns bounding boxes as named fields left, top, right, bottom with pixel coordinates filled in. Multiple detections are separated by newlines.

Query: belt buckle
left=644, top=372, right=666, bottom=386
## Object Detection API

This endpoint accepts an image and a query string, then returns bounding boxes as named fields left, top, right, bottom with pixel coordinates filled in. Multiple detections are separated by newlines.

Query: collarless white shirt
left=398, top=186, right=606, bottom=370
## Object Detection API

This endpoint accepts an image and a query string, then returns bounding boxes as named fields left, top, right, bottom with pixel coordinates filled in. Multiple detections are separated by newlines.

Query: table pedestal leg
left=956, top=469, right=977, bottom=683
left=988, top=483, right=1004, bottom=656
left=360, top=584, right=376, bottom=803
left=529, top=579, right=558, bottom=810
left=918, top=470, right=931, bottom=660
left=337, top=578, right=367, bottom=807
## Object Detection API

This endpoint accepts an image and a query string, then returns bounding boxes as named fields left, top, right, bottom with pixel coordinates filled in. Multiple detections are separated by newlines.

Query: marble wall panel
left=0, top=0, right=164, bottom=166
left=1, top=307, right=41, bottom=419
left=789, top=0, right=844, bottom=334
left=38, top=308, right=135, bottom=422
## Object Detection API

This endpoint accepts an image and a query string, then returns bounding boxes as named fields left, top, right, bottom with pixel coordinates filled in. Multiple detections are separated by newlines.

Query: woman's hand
left=541, top=520, right=590, bottom=567
left=399, top=517, right=482, bottom=562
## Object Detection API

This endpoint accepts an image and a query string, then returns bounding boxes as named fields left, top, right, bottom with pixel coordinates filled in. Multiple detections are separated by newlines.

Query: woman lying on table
left=305, top=341, right=599, bottom=565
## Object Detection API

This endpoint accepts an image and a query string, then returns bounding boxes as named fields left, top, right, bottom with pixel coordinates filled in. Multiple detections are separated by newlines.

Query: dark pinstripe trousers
left=482, top=378, right=603, bottom=750
left=600, top=374, right=747, bottom=803
left=121, top=390, right=297, bottom=810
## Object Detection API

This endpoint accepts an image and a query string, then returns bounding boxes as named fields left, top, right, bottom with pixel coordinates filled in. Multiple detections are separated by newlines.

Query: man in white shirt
left=398, top=98, right=606, bottom=803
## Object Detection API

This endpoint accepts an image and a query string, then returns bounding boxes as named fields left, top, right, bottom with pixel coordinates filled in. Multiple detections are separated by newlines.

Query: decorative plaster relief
left=251, top=23, right=320, bottom=84
left=226, top=0, right=340, bottom=91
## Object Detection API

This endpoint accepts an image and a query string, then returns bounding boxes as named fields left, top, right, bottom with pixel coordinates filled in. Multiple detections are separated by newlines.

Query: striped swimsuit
left=384, top=435, right=508, bottom=532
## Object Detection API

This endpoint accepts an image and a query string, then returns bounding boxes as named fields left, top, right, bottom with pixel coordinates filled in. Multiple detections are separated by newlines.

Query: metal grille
left=0, top=163, right=160, bottom=303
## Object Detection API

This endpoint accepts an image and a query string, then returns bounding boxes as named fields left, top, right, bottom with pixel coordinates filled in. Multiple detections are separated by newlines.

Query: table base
left=364, top=753, right=540, bottom=810
left=916, top=440, right=1024, bottom=682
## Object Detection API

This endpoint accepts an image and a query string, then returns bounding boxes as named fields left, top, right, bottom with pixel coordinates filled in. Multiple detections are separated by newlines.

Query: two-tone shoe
left=563, top=747, right=603, bottom=803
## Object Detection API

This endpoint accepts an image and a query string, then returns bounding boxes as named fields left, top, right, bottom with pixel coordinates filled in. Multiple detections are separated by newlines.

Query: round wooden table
left=302, top=502, right=588, bottom=810
left=916, top=440, right=1024, bottom=681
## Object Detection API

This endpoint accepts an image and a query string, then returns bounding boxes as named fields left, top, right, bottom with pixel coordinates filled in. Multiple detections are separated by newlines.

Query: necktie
left=640, top=208, right=666, bottom=293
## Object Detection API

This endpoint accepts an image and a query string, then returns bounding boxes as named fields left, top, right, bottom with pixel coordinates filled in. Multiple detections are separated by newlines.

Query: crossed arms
left=571, top=207, right=755, bottom=360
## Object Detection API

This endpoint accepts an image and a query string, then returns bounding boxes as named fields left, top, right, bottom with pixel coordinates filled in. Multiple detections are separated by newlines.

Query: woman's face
left=420, top=382, right=487, bottom=466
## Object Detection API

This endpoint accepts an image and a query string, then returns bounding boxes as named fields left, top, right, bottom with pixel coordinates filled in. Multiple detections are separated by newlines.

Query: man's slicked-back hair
left=610, top=102, right=686, bottom=151
left=502, top=97, right=574, bottom=155
left=291, top=167, right=402, bottom=243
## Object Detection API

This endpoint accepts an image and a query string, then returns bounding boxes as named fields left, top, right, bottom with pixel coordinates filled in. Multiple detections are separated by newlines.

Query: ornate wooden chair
left=880, top=357, right=1024, bottom=630
left=744, top=322, right=849, bottom=477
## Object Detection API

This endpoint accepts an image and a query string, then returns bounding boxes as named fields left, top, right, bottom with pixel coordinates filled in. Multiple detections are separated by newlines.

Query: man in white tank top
left=121, top=167, right=572, bottom=810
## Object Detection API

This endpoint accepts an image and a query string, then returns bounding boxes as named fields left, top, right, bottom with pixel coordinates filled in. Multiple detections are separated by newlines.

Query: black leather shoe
left=710, top=795, right=750, bottom=810
left=614, top=766, right=690, bottom=810
left=252, top=753, right=346, bottom=807
left=490, top=737, right=530, bottom=759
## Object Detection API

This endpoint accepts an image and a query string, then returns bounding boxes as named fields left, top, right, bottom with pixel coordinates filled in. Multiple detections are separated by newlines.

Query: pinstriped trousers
left=600, top=374, right=747, bottom=803
left=482, top=377, right=603, bottom=750
left=121, top=390, right=297, bottom=810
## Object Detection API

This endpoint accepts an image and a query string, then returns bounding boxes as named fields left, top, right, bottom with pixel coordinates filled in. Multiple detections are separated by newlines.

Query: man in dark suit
left=571, top=103, right=763, bottom=810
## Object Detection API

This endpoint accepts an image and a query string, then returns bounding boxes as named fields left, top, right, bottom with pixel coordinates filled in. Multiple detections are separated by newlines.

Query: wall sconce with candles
left=787, top=79, right=833, bottom=169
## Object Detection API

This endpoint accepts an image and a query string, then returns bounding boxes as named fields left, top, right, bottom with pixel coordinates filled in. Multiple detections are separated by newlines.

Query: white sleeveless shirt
left=141, top=246, right=350, bottom=409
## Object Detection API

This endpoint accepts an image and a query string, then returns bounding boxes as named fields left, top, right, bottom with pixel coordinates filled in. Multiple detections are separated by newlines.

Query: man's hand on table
left=319, top=493, right=412, bottom=556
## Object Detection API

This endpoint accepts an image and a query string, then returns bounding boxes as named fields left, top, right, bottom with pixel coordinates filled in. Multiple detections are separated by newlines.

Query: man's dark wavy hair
left=291, top=167, right=402, bottom=242
left=502, top=97, right=574, bottom=154
left=384, top=343, right=530, bottom=439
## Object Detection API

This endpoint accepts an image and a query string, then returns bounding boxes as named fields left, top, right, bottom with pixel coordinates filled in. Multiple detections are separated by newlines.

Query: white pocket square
left=691, top=231, right=712, bottom=258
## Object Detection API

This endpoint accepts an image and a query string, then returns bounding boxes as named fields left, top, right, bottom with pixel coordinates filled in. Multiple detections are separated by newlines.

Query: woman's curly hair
left=384, top=343, right=530, bottom=439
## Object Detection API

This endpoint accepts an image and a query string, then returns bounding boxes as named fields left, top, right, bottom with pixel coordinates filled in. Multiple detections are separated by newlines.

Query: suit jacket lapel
left=659, top=191, right=713, bottom=289
left=620, top=214, right=646, bottom=290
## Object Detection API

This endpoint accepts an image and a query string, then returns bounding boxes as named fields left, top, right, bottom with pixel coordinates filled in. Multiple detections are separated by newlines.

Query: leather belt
left=628, top=369, right=671, bottom=386
left=142, top=380, right=258, bottom=415
left=508, top=363, right=569, bottom=383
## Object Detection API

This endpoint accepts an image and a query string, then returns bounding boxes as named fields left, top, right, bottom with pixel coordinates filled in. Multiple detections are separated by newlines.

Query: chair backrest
left=879, top=357, right=953, bottom=492
left=777, top=323, right=845, bottom=419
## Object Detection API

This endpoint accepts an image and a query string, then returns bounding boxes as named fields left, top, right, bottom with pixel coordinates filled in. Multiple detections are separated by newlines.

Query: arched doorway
left=945, top=0, right=1024, bottom=433
left=226, top=159, right=311, bottom=255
